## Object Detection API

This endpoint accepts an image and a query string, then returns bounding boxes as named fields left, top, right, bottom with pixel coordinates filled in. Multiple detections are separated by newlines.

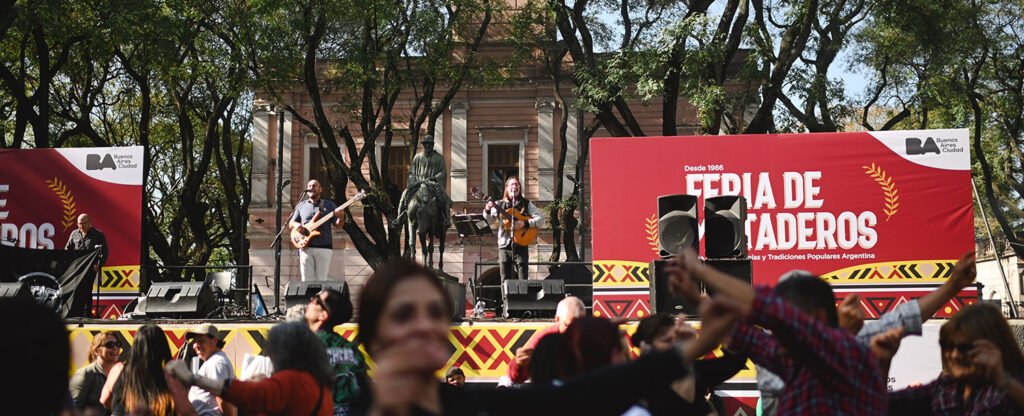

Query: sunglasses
left=940, top=341, right=974, bottom=354
left=310, top=294, right=326, bottom=308
left=102, top=341, right=120, bottom=349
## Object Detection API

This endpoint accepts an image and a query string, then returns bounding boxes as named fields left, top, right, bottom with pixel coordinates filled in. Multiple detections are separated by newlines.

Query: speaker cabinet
left=502, top=279, right=565, bottom=318
left=703, top=258, right=753, bottom=296
left=649, top=259, right=702, bottom=315
left=145, top=282, right=216, bottom=319
left=657, top=195, right=700, bottom=257
left=704, top=196, right=748, bottom=258
left=650, top=258, right=754, bottom=315
left=0, top=282, right=31, bottom=302
left=284, top=281, right=349, bottom=310
left=440, top=278, right=467, bottom=320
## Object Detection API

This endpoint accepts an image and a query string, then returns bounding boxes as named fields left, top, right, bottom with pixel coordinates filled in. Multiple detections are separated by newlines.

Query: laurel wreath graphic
left=46, top=177, right=77, bottom=230
left=645, top=214, right=660, bottom=254
left=862, top=163, right=899, bottom=221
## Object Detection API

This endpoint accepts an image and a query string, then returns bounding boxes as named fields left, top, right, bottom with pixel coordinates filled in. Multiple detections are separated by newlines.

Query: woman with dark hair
left=166, top=321, right=333, bottom=416
left=561, top=317, right=629, bottom=377
left=105, top=324, right=182, bottom=415
left=528, top=333, right=566, bottom=386
left=350, top=258, right=740, bottom=416
left=71, top=331, right=121, bottom=415
left=631, top=313, right=747, bottom=416
left=889, top=303, right=1024, bottom=414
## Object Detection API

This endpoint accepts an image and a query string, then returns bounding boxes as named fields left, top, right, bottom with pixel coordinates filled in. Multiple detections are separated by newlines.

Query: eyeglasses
left=310, top=294, right=326, bottom=308
left=940, top=341, right=974, bottom=354
left=102, top=341, right=120, bottom=349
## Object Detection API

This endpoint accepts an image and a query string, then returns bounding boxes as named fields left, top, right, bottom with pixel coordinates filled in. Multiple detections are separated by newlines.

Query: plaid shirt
left=890, top=374, right=1024, bottom=415
left=731, top=286, right=887, bottom=415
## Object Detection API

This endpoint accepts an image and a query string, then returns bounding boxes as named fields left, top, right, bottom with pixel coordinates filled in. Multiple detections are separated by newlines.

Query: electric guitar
left=478, top=191, right=538, bottom=247
left=290, top=190, right=367, bottom=249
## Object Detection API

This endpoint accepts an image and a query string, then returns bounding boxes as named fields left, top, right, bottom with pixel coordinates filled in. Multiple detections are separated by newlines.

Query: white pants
left=299, top=247, right=333, bottom=281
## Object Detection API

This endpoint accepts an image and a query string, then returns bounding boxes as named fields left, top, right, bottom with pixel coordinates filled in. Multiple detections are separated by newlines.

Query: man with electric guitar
left=289, top=180, right=366, bottom=281
left=483, top=177, right=545, bottom=280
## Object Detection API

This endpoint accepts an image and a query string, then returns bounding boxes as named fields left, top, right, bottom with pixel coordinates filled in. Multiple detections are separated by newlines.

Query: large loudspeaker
left=502, top=279, right=565, bottom=318
left=704, top=196, right=748, bottom=258
left=440, top=278, right=467, bottom=320
left=703, top=258, right=753, bottom=296
left=0, top=282, right=31, bottom=302
left=649, top=259, right=701, bottom=315
left=649, top=258, right=753, bottom=315
left=145, top=282, right=216, bottom=318
left=284, top=281, right=349, bottom=310
left=657, top=195, right=700, bottom=257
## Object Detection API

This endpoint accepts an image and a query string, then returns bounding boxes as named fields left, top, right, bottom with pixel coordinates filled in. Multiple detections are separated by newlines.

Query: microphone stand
left=270, top=182, right=307, bottom=316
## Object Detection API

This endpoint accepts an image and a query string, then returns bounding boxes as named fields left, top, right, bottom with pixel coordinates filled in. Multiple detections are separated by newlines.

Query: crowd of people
left=7, top=250, right=1024, bottom=416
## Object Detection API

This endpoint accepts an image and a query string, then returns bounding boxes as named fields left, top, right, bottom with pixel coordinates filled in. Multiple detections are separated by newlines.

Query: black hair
left=265, top=322, right=334, bottom=386
left=322, top=286, right=354, bottom=328
left=529, top=333, right=566, bottom=385
left=122, top=324, right=175, bottom=414
left=0, top=298, right=69, bottom=415
left=773, top=272, right=839, bottom=328
left=630, top=312, right=675, bottom=347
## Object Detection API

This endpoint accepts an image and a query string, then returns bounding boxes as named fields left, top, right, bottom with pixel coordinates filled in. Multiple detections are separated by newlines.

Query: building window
left=383, top=145, right=412, bottom=190
left=307, top=147, right=335, bottom=200
left=487, top=143, right=521, bottom=200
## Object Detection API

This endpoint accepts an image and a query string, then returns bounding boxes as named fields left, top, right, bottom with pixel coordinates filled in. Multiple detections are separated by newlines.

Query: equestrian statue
left=394, top=135, right=452, bottom=269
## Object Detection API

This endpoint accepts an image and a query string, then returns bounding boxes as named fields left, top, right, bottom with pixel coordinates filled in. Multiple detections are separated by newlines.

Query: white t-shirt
left=188, top=351, right=234, bottom=416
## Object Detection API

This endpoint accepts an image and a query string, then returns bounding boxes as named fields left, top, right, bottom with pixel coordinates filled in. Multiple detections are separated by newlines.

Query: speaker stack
left=283, top=281, right=350, bottom=309
left=649, top=194, right=753, bottom=315
left=144, top=281, right=217, bottom=319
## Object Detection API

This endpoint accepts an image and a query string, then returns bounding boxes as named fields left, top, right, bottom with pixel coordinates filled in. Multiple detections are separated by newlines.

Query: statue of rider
left=394, top=135, right=451, bottom=228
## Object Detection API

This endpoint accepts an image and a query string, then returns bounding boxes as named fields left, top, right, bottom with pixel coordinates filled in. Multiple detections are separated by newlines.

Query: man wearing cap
left=306, top=288, right=368, bottom=416
left=187, top=324, right=235, bottom=416
left=394, top=135, right=452, bottom=229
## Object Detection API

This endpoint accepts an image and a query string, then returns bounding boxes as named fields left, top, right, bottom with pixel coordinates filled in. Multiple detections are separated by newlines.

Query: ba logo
left=905, top=137, right=941, bottom=155
left=86, top=154, right=116, bottom=170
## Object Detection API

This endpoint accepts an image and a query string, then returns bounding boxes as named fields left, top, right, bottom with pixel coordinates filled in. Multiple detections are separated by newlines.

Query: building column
left=564, top=107, right=579, bottom=198
left=282, top=111, right=293, bottom=208
left=536, top=99, right=556, bottom=201
left=252, top=106, right=270, bottom=207
left=450, top=100, right=468, bottom=202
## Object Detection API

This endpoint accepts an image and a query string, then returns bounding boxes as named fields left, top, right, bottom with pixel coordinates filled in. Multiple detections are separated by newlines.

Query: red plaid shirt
left=890, top=374, right=1024, bottom=415
left=731, top=286, right=887, bottom=415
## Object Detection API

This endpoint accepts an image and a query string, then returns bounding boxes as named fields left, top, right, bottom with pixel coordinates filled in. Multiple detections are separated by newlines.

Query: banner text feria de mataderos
left=0, top=147, right=143, bottom=318
left=589, top=130, right=975, bottom=320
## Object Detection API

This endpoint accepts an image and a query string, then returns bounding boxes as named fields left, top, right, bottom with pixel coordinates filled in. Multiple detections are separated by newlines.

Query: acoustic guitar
left=290, top=190, right=367, bottom=249
left=484, top=195, right=538, bottom=247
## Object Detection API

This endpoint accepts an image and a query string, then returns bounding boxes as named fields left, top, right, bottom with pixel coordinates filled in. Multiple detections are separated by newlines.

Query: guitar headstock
left=352, top=189, right=368, bottom=201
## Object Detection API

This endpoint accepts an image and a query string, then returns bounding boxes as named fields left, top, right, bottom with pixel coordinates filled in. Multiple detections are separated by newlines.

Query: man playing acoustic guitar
left=483, top=177, right=545, bottom=280
left=290, top=179, right=344, bottom=281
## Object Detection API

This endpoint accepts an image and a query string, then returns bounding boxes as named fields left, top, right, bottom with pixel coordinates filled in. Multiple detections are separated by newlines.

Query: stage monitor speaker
left=703, top=258, right=753, bottom=297
left=657, top=195, right=699, bottom=257
left=502, top=279, right=565, bottom=319
left=0, top=282, right=31, bottom=302
left=704, top=196, right=748, bottom=258
left=649, top=259, right=701, bottom=315
left=284, top=281, right=349, bottom=310
left=145, top=282, right=216, bottom=319
left=440, top=278, right=467, bottom=320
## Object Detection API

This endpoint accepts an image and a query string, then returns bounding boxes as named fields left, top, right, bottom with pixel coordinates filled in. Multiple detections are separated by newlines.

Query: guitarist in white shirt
left=483, top=177, right=545, bottom=280
left=289, top=180, right=344, bottom=281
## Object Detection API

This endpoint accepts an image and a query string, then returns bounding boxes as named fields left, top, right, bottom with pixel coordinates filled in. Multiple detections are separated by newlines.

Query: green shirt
left=317, top=330, right=368, bottom=416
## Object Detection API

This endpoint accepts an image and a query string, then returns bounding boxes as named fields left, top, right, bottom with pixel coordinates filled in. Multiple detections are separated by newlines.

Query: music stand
left=454, top=214, right=493, bottom=318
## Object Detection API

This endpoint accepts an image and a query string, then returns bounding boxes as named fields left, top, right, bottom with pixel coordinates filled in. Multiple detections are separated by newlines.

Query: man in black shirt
left=64, top=213, right=108, bottom=317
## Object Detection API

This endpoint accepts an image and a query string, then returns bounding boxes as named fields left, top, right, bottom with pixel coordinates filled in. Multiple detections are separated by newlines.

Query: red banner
left=590, top=130, right=975, bottom=319
left=0, top=147, right=143, bottom=316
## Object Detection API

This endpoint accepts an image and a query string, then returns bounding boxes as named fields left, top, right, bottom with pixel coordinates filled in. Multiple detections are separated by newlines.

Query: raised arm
left=917, top=251, right=976, bottom=319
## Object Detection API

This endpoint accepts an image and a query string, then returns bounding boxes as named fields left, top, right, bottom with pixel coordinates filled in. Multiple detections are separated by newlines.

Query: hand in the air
left=949, top=251, right=977, bottom=292
left=869, top=326, right=904, bottom=362
left=838, top=294, right=865, bottom=335
left=666, top=248, right=703, bottom=304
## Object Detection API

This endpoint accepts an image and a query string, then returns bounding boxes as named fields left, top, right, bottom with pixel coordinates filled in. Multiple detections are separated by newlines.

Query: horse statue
left=404, top=182, right=449, bottom=269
